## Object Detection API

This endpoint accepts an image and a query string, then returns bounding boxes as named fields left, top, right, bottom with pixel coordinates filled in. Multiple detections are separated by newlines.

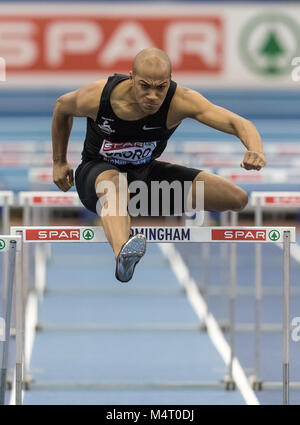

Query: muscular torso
left=88, top=79, right=183, bottom=129
left=80, top=74, right=182, bottom=165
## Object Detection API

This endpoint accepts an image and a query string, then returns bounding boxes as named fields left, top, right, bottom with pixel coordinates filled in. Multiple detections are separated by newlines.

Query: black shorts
left=75, top=158, right=202, bottom=216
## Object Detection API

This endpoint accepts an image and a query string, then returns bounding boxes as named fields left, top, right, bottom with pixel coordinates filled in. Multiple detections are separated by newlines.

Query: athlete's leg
left=192, top=171, right=248, bottom=212
left=94, top=169, right=130, bottom=258
left=76, top=161, right=145, bottom=282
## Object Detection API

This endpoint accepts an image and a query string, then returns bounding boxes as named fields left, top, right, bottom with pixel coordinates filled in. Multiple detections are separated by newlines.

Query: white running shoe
left=115, top=233, right=146, bottom=282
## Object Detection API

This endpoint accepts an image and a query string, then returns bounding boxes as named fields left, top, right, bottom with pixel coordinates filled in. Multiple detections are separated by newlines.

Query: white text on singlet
left=100, top=141, right=157, bottom=165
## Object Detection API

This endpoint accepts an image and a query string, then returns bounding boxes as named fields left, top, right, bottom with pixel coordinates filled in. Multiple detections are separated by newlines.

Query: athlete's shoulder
left=77, top=79, right=107, bottom=102
left=55, top=79, right=109, bottom=119
left=172, top=85, right=204, bottom=103
left=170, top=85, right=212, bottom=118
left=75, top=79, right=107, bottom=119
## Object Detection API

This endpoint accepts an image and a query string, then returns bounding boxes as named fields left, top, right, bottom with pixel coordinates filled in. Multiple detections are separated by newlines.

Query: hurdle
left=9, top=225, right=295, bottom=405
left=182, top=141, right=300, bottom=157
left=18, top=191, right=82, bottom=226
left=250, top=192, right=300, bottom=398
left=180, top=142, right=300, bottom=169
left=0, top=192, right=14, bottom=235
left=0, top=236, right=22, bottom=405
left=0, top=192, right=15, bottom=334
left=218, top=168, right=300, bottom=186
left=18, top=192, right=83, bottom=296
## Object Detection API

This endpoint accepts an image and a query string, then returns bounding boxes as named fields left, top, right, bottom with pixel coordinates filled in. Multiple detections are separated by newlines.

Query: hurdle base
left=23, top=375, right=35, bottom=390
left=200, top=320, right=230, bottom=333
left=6, top=376, right=13, bottom=391
left=249, top=375, right=263, bottom=391
left=222, top=375, right=236, bottom=391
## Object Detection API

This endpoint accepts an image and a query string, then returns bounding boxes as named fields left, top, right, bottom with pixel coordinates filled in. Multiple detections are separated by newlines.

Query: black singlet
left=81, top=73, right=179, bottom=166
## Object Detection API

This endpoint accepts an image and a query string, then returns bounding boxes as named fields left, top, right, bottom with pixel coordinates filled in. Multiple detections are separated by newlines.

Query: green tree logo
left=240, top=13, right=300, bottom=76
left=258, top=30, right=285, bottom=74
left=269, top=230, right=280, bottom=241
left=82, top=229, right=94, bottom=241
left=0, top=239, right=5, bottom=250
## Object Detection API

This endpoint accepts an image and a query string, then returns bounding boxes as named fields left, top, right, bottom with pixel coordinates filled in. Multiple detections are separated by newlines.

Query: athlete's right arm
left=52, top=80, right=105, bottom=191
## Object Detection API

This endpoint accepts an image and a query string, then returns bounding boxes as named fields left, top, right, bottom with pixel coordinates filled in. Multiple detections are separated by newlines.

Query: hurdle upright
left=10, top=225, right=295, bottom=405
left=0, top=236, right=22, bottom=405
left=0, top=192, right=14, bottom=234
left=0, top=192, right=14, bottom=295
left=251, top=192, right=300, bottom=402
left=18, top=192, right=83, bottom=296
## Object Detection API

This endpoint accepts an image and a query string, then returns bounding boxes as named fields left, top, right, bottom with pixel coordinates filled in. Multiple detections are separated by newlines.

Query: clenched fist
left=53, top=161, right=74, bottom=192
left=240, top=151, right=266, bottom=171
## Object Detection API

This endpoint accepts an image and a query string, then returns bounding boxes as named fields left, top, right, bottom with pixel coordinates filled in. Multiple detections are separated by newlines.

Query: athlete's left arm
left=177, top=88, right=266, bottom=171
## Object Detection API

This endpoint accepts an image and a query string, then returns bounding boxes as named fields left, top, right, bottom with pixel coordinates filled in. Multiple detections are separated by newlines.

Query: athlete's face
left=130, top=65, right=171, bottom=114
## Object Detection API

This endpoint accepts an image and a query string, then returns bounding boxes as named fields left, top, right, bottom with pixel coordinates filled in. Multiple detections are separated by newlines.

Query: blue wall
left=0, top=88, right=299, bottom=119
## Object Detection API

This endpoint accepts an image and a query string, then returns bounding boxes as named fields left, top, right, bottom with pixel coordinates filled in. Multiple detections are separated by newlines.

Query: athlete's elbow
left=232, top=190, right=248, bottom=212
left=53, top=95, right=73, bottom=118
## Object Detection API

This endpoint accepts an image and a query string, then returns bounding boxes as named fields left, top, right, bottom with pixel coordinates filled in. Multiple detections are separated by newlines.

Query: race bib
left=100, top=141, right=157, bottom=165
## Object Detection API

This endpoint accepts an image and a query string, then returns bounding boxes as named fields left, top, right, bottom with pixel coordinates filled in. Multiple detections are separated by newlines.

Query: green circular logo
left=0, top=239, right=5, bottom=250
left=239, top=13, right=300, bottom=76
left=269, top=230, right=280, bottom=241
left=82, top=229, right=94, bottom=241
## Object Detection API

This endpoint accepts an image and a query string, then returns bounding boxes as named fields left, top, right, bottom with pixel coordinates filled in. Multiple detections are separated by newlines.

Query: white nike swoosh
left=143, top=125, right=161, bottom=130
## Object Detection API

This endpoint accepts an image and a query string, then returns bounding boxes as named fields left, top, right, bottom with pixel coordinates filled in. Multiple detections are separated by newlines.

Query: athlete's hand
left=240, top=151, right=266, bottom=171
left=53, top=161, right=74, bottom=192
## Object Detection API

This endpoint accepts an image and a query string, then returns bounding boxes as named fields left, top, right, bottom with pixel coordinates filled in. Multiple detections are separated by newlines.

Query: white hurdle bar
left=250, top=192, right=300, bottom=400
left=10, top=225, right=296, bottom=405
left=218, top=168, right=300, bottom=185
left=18, top=192, right=82, bottom=225
left=0, top=236, right=22, bottom=405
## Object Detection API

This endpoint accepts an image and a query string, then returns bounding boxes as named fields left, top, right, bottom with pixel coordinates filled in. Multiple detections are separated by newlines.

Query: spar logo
left=32, top=196, right=78, bottom=206
left=265, top=196, right=300, bottom=206
left=82, top=229, right=94, bottom=240
left=0, top=239, right=6, bottom=250
left=212, top=229, right=266, bottom=241
left=268, top=230, right=280, bottom=241
left=26, top=229, right=80, bottom=241
left=239, top=13, right=300, bottom=76
left=0, top=13, right=223, bottom=74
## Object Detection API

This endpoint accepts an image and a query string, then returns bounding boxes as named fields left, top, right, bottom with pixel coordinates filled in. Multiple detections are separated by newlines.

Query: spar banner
left=0, top=3, right=299, bottom=87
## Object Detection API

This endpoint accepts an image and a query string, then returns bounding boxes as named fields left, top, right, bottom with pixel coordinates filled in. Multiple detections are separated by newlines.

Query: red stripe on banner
left=33, top=196, right=42, bottom=204
left=32, top=196, right=76, bottom=206
left=229, top=174, right=263, bottom=182
left=0, top=15, right=223, bottom=74
left=265, top=196, right=300, bottom=205
left=26, top=229, right=80, bottom=240
left=212, top=229, right=266, bottom=241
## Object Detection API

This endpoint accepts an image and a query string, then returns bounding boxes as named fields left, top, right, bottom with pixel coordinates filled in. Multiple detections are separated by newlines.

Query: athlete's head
left=130, top=48, right=172, bottom=114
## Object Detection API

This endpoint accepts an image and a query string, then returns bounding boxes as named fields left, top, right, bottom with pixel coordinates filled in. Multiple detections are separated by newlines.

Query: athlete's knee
left=95, top=170, right=129, bottom=217
left=231, top=188, right=248, bottom=212
left=95, top=170, right=128, bottom=197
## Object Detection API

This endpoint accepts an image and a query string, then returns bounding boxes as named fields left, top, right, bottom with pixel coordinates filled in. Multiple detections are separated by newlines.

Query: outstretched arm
left=52, top=80, right=104, bottom=191
left=175, top=88, right=266, bottom=171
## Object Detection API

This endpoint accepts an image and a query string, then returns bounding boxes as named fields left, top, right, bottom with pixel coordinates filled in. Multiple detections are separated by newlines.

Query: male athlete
left=52, top=48, right=266, bottom=283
